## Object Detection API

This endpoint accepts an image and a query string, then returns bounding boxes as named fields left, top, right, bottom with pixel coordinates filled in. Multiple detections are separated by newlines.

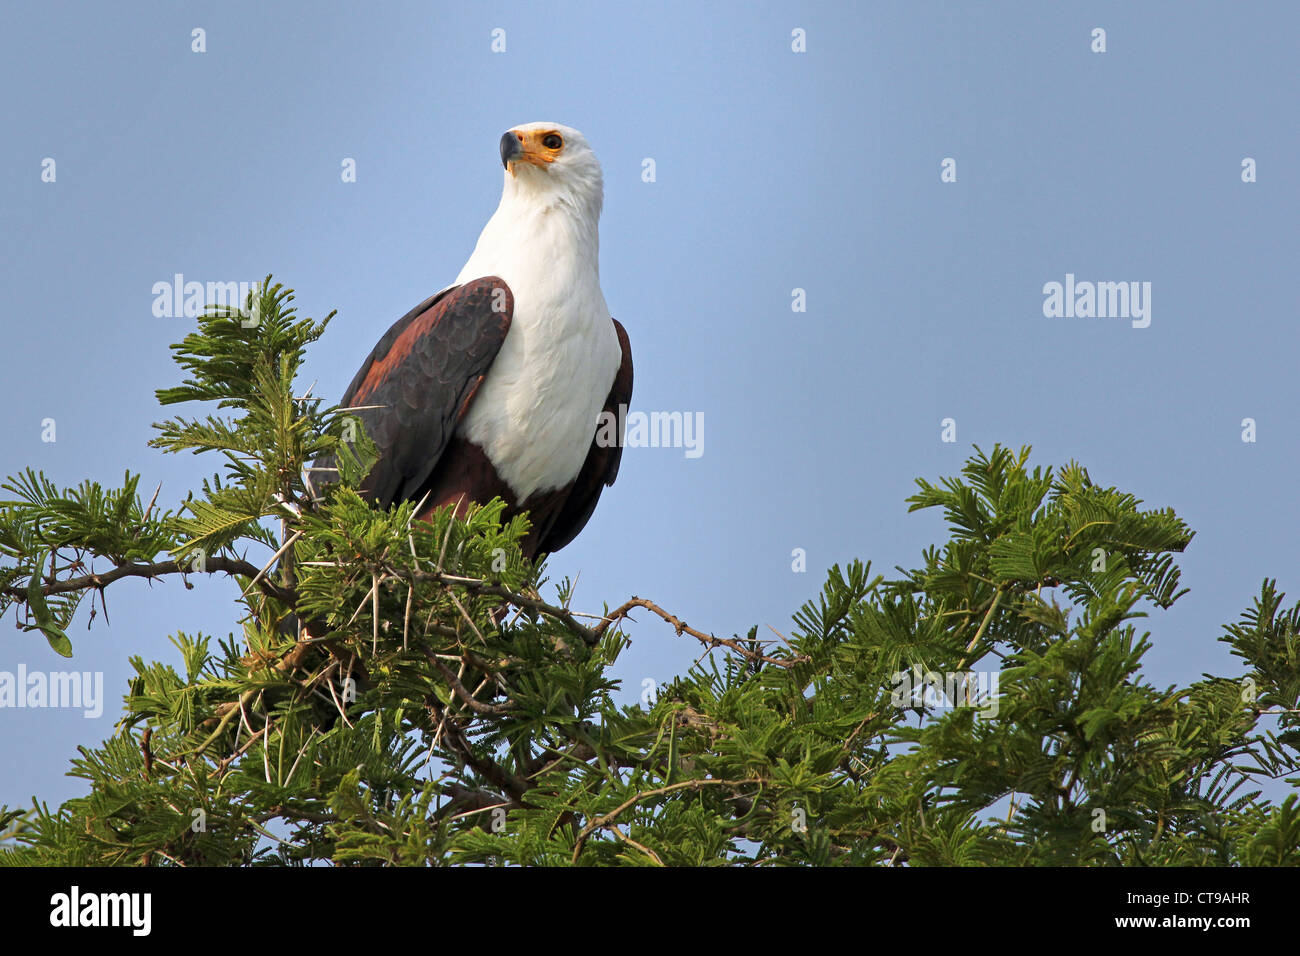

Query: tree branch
left=1, top=556, right=295, bottom=605
left=597, top=597, right=807, bottom=668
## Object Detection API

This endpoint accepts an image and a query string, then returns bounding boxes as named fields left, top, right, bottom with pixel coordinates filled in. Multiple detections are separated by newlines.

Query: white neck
left=457, top=167, right=601, bottom=286
left=451, top=166, right=621, bottom=500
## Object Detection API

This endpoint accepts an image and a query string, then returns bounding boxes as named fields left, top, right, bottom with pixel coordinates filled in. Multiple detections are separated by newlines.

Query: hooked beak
left=499, top=129, right=556, bottom=175
left=500, top=131, right=523, bottom=170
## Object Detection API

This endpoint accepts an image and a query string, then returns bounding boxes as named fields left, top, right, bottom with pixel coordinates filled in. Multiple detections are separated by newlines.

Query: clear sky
left=2, top=1, right=1297, bottom=810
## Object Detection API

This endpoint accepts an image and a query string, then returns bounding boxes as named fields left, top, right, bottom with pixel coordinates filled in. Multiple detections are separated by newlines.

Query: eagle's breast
left=455, top=243, right=620, bottom=500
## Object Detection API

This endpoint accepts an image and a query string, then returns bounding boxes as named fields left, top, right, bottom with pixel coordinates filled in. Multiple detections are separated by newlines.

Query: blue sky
left=1, top=1, right=1297, bottom=810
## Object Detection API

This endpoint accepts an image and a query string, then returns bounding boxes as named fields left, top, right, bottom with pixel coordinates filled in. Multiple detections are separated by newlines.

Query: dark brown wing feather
left=325, top=277, right=513, bottom=507
left=537, top=318, right=634, bottom=555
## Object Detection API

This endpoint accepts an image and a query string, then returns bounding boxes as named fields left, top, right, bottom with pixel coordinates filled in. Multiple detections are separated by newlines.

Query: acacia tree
left=1, top=280, right=1297, bottom=866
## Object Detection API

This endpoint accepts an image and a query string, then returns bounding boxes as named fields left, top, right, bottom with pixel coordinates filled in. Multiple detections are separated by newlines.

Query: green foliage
left=1, top=279, right=1296, bottom=866
left=0, top=469, right=179, bottom=655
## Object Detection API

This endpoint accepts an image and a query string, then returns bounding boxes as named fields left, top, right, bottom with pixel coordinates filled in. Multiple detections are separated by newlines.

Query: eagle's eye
left=542, top=133, right=564, bottom=150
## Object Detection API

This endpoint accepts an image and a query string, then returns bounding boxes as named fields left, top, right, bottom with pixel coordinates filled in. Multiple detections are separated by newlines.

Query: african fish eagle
left=324, top=123, right=632, bottom=558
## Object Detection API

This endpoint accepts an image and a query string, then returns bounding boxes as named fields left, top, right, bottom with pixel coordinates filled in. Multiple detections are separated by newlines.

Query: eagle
left=322, top=123, right=632, bottom=559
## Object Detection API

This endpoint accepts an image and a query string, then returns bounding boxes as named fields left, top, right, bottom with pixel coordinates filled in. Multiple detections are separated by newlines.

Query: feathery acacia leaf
left=1, top=281, right=1295, bottom=867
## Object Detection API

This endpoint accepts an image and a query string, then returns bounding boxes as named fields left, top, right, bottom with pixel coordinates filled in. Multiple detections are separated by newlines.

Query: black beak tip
left=500, top=131, right=522, bottom=169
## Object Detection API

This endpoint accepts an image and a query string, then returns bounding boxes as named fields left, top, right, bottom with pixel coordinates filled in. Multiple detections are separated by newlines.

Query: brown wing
left=318, top=277, right=514, bottom=507
left=537, top=318, right=634, bottom=555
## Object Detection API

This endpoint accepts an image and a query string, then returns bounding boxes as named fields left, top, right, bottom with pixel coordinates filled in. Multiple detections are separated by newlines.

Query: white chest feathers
left=456, top=270, right=621, bottom=501
left=451, top=163, right=619, bottom=501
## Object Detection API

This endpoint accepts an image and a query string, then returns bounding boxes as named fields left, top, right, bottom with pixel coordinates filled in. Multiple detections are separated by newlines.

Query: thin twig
left=140, top=482, right=163, bottom=527
left=242, top=530, right=303, bottom=597
left=427, top=653, right=513, bottom=715
left=597, top=598, right=806, bottom=668
left=571, top=779, right=754, bottom=863
left=960, top=588, right=1005, bottom=668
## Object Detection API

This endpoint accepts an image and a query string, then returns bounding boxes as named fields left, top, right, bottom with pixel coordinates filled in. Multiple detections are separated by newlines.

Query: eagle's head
left=498, top=122, right=603, bottom=218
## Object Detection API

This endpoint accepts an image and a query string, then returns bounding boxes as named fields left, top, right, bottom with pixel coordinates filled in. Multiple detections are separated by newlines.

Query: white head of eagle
left=324, top=123, right=633, bottom=559
left=493, top=121, right=604, bottom=223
